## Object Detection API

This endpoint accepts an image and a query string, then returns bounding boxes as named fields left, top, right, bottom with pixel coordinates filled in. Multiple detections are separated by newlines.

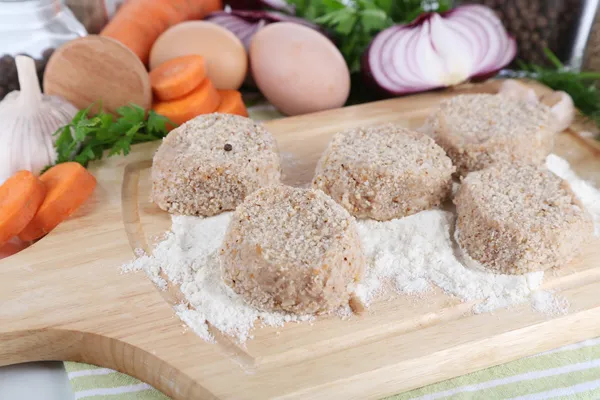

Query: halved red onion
left=205, top=10, right=320, bottom=50
left=364, top=5, right=516, bottom=95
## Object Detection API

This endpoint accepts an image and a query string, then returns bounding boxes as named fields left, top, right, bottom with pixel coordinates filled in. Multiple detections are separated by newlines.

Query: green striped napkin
left=65, top=338, right=600, bottom=399
left=66, top=104, right=600, bottom=399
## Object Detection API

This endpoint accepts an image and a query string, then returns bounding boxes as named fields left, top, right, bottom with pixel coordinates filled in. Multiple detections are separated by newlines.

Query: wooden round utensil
left=44, top=35, right=152, bottom=114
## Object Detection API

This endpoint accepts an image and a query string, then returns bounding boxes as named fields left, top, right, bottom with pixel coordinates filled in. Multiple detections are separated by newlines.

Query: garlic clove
left=0, top=56, right=78, bottom=185
left=540, top=91, right=575, bottom=133
left=497, top=79, right=538, bottom=105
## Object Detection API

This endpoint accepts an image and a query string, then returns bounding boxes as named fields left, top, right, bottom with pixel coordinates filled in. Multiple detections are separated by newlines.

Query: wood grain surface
left=44, top=35, right=152, bottom=114
left=1, top=81, right=599, bottom=400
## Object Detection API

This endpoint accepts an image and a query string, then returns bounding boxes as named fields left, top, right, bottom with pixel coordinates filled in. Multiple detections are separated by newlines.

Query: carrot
left=0, top=238, right=29, bottom=260
left=0, top=171, right=46, bottom=247
left=150, top=55, right=207, bottom=101
left=153, top=78, right=221, bottom=125
left=102, top=25, right=156, bottom=64
left=100, top=0, right=224, bottom=65
left=19, top=163, right=97, bottom=242
left=216, top=89, right=249, bottom=117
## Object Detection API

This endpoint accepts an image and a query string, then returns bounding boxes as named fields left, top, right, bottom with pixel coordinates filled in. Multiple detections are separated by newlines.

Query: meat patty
left=313, top=124, right=454, bottom=221
left=220, top=185, right=365, bottom=315
left=151, top=113, right=281, bottom=216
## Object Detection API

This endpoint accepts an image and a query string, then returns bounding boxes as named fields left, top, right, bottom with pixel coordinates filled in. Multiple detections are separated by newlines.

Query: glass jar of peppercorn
left=457, top=0, right=599, bottom=69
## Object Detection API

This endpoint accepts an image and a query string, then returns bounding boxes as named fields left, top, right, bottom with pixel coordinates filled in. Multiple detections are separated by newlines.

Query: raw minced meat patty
left=151, top=113, right=281, bottom=216
left=454, top=162, right=593, bottom=274
left=312, top=124, right=455, bottom=221
left=220, top=185, right=365, bottom=315
left=423, top=94, right=554, bottom=176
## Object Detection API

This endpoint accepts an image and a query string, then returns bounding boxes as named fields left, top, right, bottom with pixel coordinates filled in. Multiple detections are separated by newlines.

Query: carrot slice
left=0, top=171, right=46, bottom=247
left=216, top=89, right=248, bottom=117
left=153, top=78, right=221, bottom=125
left=150, top=55, right=207, bottom=101
left=19, top=163, right=97, bottom=242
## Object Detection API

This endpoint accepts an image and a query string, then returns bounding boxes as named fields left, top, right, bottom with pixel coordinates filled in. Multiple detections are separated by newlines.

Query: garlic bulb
left=0, top=56, right=78, bottom=185
left=498, top=79, right=538, bottom=105
left=540, top=91, right=575, bottom=133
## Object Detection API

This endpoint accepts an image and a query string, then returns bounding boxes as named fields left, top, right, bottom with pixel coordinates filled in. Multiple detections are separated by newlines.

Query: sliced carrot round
left=0, top=171, right=46, bottom=247
left=150, top=55, right=207, bottom=101
left=19, top=163, right=97, bottom=242
left=216, top=89, right=248, bottom=117
left=153, top=78, right=221, bottom=125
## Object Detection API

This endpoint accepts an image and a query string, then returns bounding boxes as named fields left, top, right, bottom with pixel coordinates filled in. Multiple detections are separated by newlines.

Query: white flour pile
left=354, top=211, right=546, bottom=313
left=123, top=155, right=600, bottom=342
left=123, top=212, right=313, bottom=343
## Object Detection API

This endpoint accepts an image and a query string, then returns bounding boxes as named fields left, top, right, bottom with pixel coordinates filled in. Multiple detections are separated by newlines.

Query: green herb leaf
left=110, top=136, right=133, bottom=157
left=125, top=122, right=143, bottom=139
left=50, top=103, right=173, bottom=168
left=147, top=110, right=173, bottom=135
left=54, top=125, right=75, bottom=163
left=289, top=0, right=452, bottom=77
left=360, top=8, right=389, bottom=32
left=117, top=104, right=146, bottom=124
left=74, top=118, right=99, bottom=142
left=373, top=0, right=393, bottom=15
left=75, top=145, right=97, bottom=165
left=98, top=113, right=113, bottom=129
left=71, top=105, right=93, bottom=126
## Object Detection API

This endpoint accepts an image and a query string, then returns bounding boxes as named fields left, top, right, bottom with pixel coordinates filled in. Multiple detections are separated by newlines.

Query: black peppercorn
left=224, top=143, right=233, bottom=151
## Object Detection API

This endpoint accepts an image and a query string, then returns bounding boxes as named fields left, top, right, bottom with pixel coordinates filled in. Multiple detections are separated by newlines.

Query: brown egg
left=150, top=21, right=247, bottom=90
left=250, top=22, right=350, bottom=116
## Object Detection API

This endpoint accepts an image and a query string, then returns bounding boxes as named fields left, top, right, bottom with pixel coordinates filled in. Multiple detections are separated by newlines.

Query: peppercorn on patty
left=151, top=113, right=281, bottom=216
left=312, top=124, right=455, bottom=221
left=423, top=94, right=554, bottom=176
left=220, top=185, right=365, bottom=315
left=454, top=162, right=593, bottom=274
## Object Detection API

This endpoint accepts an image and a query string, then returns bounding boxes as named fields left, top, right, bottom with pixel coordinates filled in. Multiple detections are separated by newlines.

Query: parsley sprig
left=54, top=104, right=174, bottom=166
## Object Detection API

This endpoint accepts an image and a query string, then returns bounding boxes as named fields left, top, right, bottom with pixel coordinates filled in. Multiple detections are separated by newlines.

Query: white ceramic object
left=0, top=0, right=86, bottom=58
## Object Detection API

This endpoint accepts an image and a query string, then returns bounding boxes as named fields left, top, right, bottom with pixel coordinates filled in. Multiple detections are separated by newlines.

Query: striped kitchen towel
left=65, top=363, right=168, bottom=400
left=65, top=338, right=600, bottom=399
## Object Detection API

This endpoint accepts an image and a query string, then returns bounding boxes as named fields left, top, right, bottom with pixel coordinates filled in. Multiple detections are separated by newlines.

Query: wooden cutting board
left=1, top=81, right=599, bottom=400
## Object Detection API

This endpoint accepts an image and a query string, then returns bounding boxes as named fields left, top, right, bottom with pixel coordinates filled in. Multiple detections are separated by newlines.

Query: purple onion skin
left=225, top=0, right=268, bottom=10
left=360, top=47, right=390, bottom=98
left=205, top=10, right=335, bottom=43
left=225, top=0, right=295, bottom=14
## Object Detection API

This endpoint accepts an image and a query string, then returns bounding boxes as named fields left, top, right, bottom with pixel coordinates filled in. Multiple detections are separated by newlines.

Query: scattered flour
left=530, top=291, right=569, bottom=316
left=123, top=212, right=312, bottom=343
left=354, top=210, right=545, bottom=313
left=122, top=154, right=599, bottom=342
